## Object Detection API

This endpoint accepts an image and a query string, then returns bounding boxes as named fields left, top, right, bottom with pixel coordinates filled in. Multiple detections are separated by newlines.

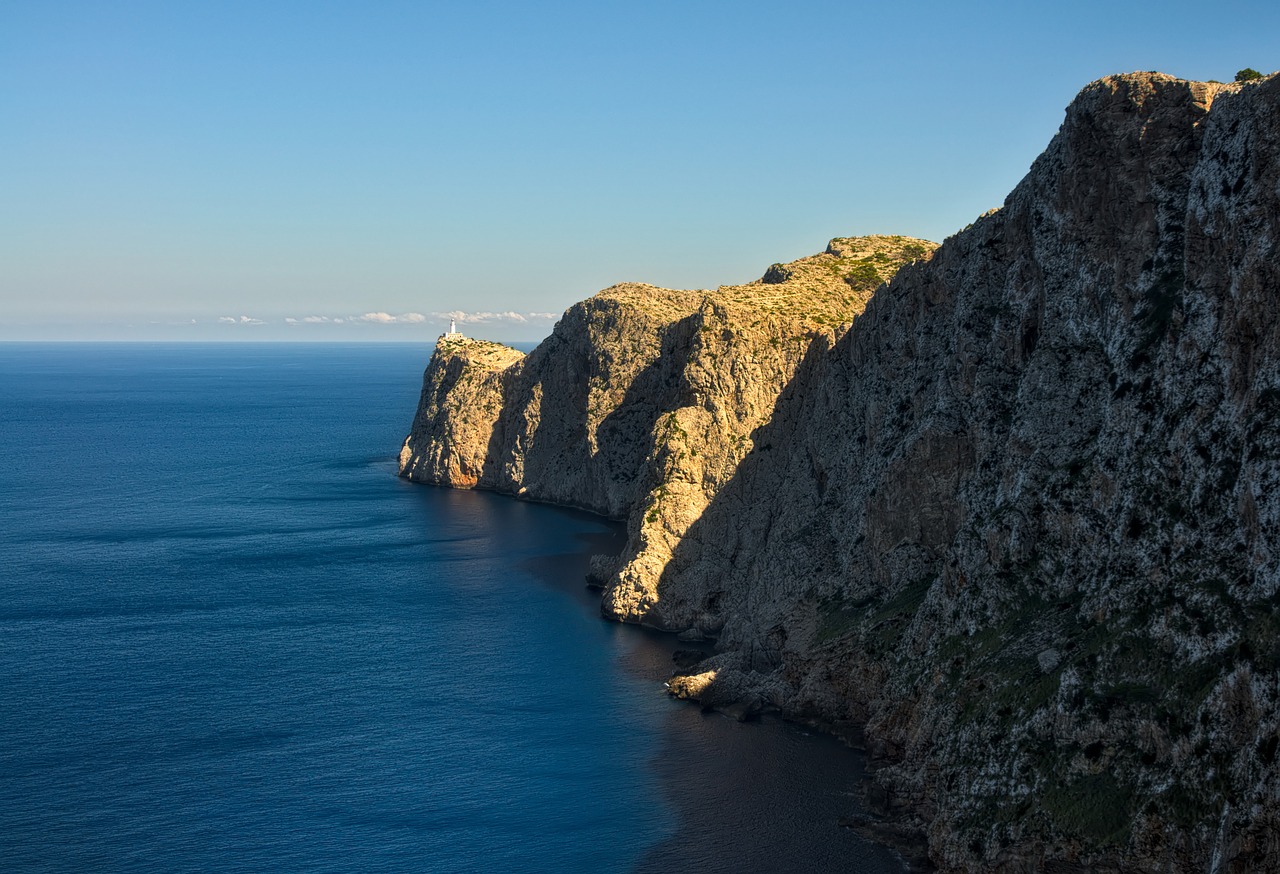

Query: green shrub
left=1235, top=68, right=1263, bottom=82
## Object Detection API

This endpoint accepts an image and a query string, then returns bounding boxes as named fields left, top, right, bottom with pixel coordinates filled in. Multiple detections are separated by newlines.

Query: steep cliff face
left=400, top=233, right=937, bottom=583
left=401, top=72, right=1280, bottom=871
left=399, top=336, right=524, bottom=487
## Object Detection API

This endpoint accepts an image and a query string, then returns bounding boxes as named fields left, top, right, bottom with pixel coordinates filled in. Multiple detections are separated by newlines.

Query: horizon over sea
left=0, top=342, right=903, bottom=873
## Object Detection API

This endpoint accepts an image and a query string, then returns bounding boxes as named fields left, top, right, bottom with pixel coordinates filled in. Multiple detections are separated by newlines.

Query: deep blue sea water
left=0, top=343, right=904, bottom=873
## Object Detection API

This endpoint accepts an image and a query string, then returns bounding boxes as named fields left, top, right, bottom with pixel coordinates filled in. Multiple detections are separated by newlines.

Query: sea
left=0, top=342, right=905, bottom=873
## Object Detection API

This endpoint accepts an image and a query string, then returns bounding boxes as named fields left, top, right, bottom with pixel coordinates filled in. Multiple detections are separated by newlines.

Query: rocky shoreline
left=401, top=72, right=1280, bottom=871
left=524, top=509, right=913, bottom=872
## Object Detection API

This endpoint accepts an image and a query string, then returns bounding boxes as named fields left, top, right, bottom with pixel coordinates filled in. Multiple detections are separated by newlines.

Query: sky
left=1, top=1, right=1276, bottom=342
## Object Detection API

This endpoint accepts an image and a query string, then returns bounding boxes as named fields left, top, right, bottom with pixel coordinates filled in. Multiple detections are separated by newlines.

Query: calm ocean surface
left=0, top=342, right=903, bottom=873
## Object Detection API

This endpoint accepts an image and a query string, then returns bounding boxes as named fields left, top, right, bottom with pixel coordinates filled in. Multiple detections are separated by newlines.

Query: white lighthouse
left=443, top=317, right=462, bottom=339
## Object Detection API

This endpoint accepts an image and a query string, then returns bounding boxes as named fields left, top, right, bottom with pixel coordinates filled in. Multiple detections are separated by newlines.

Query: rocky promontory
left=401, top=72, right=1280, bottom=871
left=400, top=234, right=937, bottom=618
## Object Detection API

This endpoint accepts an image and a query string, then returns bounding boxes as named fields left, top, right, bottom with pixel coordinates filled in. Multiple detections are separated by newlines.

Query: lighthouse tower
left=443, top=318, right=462, bottom=339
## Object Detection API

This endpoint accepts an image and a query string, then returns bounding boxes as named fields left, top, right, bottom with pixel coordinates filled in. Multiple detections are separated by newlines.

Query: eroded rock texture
left=401, top=72, right=1280, bottom=871
left=400, top=234, right=936, bottom=595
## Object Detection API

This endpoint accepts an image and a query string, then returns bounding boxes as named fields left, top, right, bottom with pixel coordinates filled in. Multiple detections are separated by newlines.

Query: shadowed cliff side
left=660, top=72, right=1280, bottom=871
left=399, top=70, right=1280, bottom=872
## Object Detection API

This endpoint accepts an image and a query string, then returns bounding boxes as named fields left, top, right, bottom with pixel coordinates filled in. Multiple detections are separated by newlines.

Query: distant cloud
left=354, top=311, right=432, bottom=324
left=441, top=310, right=559, bottom=325
left=219, top=315, right=264, bottom=325
left=268, top=310, right=561, bottom=329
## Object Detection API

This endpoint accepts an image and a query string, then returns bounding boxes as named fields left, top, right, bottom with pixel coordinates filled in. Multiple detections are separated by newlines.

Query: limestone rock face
left=400, top=234, right=937, bottom=582
left=400, top=72, right=1280, bottom=872
left=399, top=336, right=523, bottom=487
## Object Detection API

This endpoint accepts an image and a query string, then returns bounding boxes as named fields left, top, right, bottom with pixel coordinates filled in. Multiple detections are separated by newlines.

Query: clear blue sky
left=2, top=0, right=1275, bottom=341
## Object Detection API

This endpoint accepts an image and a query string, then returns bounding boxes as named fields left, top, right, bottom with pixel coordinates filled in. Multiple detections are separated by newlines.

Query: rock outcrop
left=400, top=72, right=1280, bottom=872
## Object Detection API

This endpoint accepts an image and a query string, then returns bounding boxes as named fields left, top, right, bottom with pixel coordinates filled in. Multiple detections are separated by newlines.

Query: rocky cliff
left=399, top=234, right=937, bottom=614
left=401, top=72, right=1280, bottom=872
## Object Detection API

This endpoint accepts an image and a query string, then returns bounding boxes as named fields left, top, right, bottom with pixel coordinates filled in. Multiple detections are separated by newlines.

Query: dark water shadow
left=516, top=507, right=907, bottom=874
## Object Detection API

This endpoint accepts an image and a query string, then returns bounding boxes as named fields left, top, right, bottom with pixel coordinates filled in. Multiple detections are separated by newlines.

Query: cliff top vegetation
left=591, top=234, right=938, bottom=332
left=433, top=334, right=525, bottom=368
